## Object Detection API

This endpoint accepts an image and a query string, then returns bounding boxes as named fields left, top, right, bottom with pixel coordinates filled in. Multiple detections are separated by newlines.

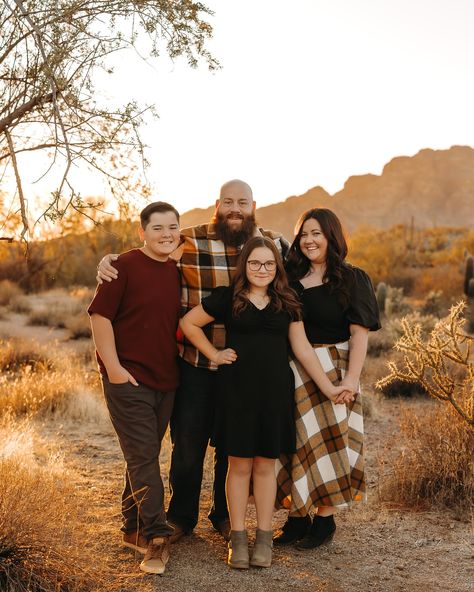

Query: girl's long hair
left=285, top=208, right=351, bottom=308
left=232, top=236, right=302, bottom=320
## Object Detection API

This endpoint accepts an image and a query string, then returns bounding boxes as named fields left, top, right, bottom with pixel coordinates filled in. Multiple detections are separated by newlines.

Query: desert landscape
left=0, top=260, right=472, bottom=591
left=1, top=2, right=474, bottom=589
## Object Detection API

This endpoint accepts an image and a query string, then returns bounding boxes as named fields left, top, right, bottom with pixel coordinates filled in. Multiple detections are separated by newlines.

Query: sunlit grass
left=0, top=418, right=107, bottom=592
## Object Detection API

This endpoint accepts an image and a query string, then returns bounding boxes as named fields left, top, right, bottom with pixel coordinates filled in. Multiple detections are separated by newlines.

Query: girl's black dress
left=202, top=286, right=296, bottom=459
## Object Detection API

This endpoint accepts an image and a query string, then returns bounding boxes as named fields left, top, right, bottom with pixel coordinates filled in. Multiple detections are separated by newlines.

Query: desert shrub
left=379, top=403, right=474, bottom=512
left=420, top=289, right=447, bottom=317
left=65, top=313, right=92, bottom=340
left=379, top=378, right=428, bottom=398
left=367, top=312, right=436, bottom=358
left=27, top=291, right=87, bottom=329
left=0, top=420, right=106, bottom=591
left=385, top=286, right=412, bottom=317
left=0, top=280, right=23, bottom=306
left=8, top=294, right=33, bottom=314
left=412, top=264, right=463, bottom=301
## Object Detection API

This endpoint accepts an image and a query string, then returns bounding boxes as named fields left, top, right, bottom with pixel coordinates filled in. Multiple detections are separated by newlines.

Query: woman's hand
left=96, top=254, right=119, bottom=283
left=213, top=348, right=237, bottom=366
left=339, top=376, right=359, bottom=396
left=325, top=385, right=355, bottom=405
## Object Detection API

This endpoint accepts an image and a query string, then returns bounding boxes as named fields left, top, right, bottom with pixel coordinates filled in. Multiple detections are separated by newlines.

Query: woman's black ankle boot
left=273, top=515, right=311, bottom=546
left=296, top=514, right=336, bottom=550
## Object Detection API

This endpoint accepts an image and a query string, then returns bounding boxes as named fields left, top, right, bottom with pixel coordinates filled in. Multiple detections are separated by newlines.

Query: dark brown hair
left=232, top=236, right=302, bottom=319
left=285, top=208, right=351, bottom=308
left=140, top=201, right=180, bottom=229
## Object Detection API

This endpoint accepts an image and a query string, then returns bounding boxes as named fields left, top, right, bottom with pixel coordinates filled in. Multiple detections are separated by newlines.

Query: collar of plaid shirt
left=173, top=221, right=290, bottom=370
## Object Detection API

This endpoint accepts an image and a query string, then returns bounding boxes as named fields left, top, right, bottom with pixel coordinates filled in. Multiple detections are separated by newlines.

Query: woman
left=180, top=236, right=351, bottom=569
left=275, top=208, right=381, bottom=549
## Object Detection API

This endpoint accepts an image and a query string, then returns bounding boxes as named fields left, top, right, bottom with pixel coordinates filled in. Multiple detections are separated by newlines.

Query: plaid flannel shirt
left=177, top=221, right=290, bottom=370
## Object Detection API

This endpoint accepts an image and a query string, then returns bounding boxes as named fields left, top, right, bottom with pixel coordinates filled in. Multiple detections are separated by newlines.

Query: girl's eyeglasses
left=247, top=260, right=277, bottom=272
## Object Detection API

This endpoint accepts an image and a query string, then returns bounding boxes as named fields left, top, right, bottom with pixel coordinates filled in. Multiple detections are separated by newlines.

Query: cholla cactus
left=377, top=301, right=474, bottom=427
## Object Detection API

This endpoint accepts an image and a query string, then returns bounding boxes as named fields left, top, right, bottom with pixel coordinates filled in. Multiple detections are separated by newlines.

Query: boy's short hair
left=140, top=202, right=180, bottom=229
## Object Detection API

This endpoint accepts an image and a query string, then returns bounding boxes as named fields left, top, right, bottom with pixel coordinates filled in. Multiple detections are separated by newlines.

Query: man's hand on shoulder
left=97, top=254, right=119, bottom=284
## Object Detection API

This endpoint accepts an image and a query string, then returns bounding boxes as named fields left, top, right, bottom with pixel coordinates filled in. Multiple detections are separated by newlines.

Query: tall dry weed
left=379, top=403, right=474, bottom=513
left=0, top=420, right=106, bottom=591
left=0, top=340, right=104, bottom=421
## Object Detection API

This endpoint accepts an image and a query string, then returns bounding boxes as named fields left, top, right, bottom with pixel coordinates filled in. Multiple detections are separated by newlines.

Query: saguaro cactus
left=376, top=282, right=387, bottom=314
left=464, top=256, right=474, bottom=332
left=464, top=255, right=473, bottom=296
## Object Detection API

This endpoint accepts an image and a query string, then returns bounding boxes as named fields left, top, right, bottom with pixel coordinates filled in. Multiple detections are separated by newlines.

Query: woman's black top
left=292, top=265, right=381, bottom=344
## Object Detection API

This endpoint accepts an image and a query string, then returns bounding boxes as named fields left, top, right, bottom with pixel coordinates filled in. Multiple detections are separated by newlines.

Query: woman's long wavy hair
left=285, top=208, right=352, bottom=308
left=232, top=236, right=302, bottom=320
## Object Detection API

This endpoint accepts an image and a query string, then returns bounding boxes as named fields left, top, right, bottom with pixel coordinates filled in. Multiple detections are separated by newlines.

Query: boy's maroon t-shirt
left=88, top=249, right=180, bottom=391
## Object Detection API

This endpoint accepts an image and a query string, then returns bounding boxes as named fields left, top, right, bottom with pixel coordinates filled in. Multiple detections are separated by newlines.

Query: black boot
left=273, top=515, right=311, bottom=546
left=296, top=514, right=336, bottom=550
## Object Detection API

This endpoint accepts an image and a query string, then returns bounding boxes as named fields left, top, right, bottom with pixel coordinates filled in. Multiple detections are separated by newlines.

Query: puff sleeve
left=201, top=285, right=232, bottom=322
left=346, top=268, right=381, bottom=331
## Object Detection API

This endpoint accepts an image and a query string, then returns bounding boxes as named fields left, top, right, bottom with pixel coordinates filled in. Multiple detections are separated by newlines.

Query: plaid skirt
left=276, top=341, right=365, bottom=514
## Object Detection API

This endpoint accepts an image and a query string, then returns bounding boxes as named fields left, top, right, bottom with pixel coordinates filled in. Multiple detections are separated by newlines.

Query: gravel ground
left=46, top=395, right=473, bottom=592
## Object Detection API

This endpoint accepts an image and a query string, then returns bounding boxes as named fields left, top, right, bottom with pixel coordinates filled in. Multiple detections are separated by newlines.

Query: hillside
left=180, top=146, right=474, bottom=239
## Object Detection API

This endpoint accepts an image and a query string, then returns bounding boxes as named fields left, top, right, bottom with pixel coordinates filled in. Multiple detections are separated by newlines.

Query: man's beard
left=214, top=212, right=257, bottom=247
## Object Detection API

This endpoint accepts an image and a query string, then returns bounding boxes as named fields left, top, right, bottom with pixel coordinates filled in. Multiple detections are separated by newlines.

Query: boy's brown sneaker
left=139, top=537, right=170, bottom=574
left=122, top=531, right=147, bottom=554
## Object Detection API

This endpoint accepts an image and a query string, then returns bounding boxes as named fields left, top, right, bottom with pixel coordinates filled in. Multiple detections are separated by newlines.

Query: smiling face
left=299, top=217, right=328, bottom=264
left=214, top=180, right=256, bottom=246
left=245, top=246, right=277, bottom=289
left=138, top=210, right=180, bottom=261
left=216, top=180, right=255, bottom=229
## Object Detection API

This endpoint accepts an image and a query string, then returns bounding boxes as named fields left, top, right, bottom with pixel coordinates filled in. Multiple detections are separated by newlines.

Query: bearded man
left=97, top=179, right=289, bottom=543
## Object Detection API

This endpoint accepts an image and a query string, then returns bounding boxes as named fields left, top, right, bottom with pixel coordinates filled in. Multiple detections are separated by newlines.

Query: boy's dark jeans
left=102, top=378, right=175, bottom=540
left=167, top=359, right=229, bottom=532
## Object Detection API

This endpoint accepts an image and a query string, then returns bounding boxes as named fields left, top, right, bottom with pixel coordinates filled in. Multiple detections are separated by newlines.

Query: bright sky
left=16, top=0, right=474, bottom=216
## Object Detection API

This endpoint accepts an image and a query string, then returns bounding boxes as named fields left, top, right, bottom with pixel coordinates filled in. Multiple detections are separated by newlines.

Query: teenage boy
left=88, top=201, right=181, bottom=575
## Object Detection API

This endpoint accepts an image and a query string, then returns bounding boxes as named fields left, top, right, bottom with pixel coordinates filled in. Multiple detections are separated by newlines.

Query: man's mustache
left=226, top=213, right=244, bottom=220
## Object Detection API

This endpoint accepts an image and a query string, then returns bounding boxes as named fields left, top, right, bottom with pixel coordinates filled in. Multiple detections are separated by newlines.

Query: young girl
left=179, top=236, right=352, bottom=569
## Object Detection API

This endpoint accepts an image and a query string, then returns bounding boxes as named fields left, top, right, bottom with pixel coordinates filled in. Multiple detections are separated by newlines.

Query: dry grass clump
left=379, top=403, right=474, bottom=513
left=0, top=420, right=106, bottom=592
left=0, top=339, right=104, bottom=421
left=1, top=365, right=104, bottom=420
left=0, top=339, right=53, bottom=373
left=0, top=280, right=23, bottom=306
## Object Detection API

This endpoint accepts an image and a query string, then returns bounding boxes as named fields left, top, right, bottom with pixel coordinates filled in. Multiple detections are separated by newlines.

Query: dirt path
left=41, top=396, right=473, bottom=592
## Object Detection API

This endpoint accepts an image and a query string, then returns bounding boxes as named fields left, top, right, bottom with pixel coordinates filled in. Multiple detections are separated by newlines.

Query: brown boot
left=228, top=530, right=249, bottom=569
left=139, top=536, right=170, bottom=574
left=250, top=529, right=273, bottom=568
left=122, top=530, right=147, bottom=554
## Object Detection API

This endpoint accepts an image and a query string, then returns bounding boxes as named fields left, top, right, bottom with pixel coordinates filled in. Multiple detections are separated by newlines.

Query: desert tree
left=0, top=0, right=218, bottom=241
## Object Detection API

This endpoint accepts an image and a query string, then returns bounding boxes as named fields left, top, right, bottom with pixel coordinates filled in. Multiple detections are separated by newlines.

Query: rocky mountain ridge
left=180, top=146, right=474, bottom=238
